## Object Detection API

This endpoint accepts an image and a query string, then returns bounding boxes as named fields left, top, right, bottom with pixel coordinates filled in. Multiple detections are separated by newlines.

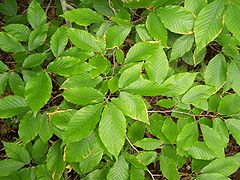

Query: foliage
left=0, top=0, right=240, bottom=179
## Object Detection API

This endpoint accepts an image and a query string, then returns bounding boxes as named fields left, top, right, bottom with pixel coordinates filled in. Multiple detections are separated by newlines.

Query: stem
left=60, top=0, right=72, bottom=27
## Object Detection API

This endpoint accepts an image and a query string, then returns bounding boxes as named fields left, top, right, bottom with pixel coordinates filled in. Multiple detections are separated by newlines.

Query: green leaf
left=0, top=159, right=25, bottom=177
left=201, top=156, right=240, bottom=176
left=160, top=155, right=180, bottom=180
left=170, top=34, right=194, bottom=61
left=3, top=24, right=31, bottom=42
left=23, top=53, right=48, bottom=69
left=124, top=42, right=159, bottom=63
left=197, top=173, right=230, bottom=180
left=225, top=119, right=240, bottom=145
left=108, top=76, right=119, bottom=93
left=61, top=8, right=103, bottom=26
left=0, top=95, right=28, bottom=118
left=145, top=45, right=169, bottom=83
left=157, top=5, right=195, bottom=34
left=49, top=110, right=75, bottom=130
left=224, top=3, right=240, bottom=42
left=134, top=138, right=163, bottom=150
left=107, top=155, right=129, bottom=180
left=130, top=167, right=145, bottom=180
left=189, top=141, right=217, bottom=160
left=67, top=28, right=101, bottom=52
left=28, top=24, right=48, bottom=51
left=35, top=165, right=52, bottom=180
left=46, top=140, right=65, bottom=179
left=28, top=0, right=47, bottom=29
left=160, top=72, right=197, bottom=97
left=48, top=56, right=92, bottom=77
left=25, top=71, right=52, bottom=113
left=112, top=92, right=149, bottom=124
left=99, top=103, right=126, bottom=159
left=162, top=117, right=179, bottom=144
left=106, top=25, right=131, bottom=48
left=39, top=113, right=53, bottom=142
left=32, top=138, right=48, bottom=161
left=146, top=12, right=168, bottom=46
left=50, top=26, right=68, bottom=57
left=89, top=54, right=111, bottom=77
left=213, top=118, right=229, bottom=147
left=0, top=72, right=8, bottom=95
left=3, top=142, right=30, bottom=164
left=218, top=94, right=240, bottom=115
left=135, top=24, right=152, bottom=41
left=182, top=85, right=216, bottom=110
left=227, top=61, right=240, bottom=95
left=204, top=54, right=227, bottom=89
left=62, top=87, right=104, bottom=105
left=201, top=124, right=225, bottom=157
left=127, top=122, right=145, bottom=143
left=194, top=0, right=225, bottom=50
left=0, top=61, right=8, bottom=73
left=177, top=122, right=198, bottom=155
left=64, top=104, right=103, bottom=143
left=184, top=0, right=207, bottom=16
left=9, top=72, right=25, bottom=97
left=65, top=132, right=101, bottom=162
left=137, top=151, right=157, bottom=166
left=18, top=112, right=42, bottom=145
left=118, top=63, right=142, bottom=89
left=148, top=114, right=169, bottom=143
left=0, top=0, right=17, bottom=16
left=0, top=32, right=25, bottom=52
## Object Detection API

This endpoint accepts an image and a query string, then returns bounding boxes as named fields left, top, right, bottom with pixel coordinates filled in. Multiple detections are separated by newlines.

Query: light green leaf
left=137, top=151, right=157, bottom=166
left=227, top=61, right=240, bottom=96
left=0, top=95, right=28, bottom=118
left=35, top=165, right=52, bottom=180
left=146, top=12, right=167, bottom=46
left=48, top=56, right=92, bottom=77
left=27, top=0, right=47, bottom=29
left=170, top=34, right=194, bottom=61
left=49, top=110, right=75, bottom=130
left=112, top=92, right=149, bottom=124
left=145, top=45, right=169, bottom=83
left=189, top=141, right=217, bottom=160
left=64, top=104, right=103, bottom=143
left=32, top=138, right=48, bottom=161
left=107, top=155, right=129, bottom=180
left=89, top=54, right=111, bottom=77
left=62, top=87, right=104, bottom=105
left=9, top=72, right=25, bottom=97
left=130, top=167, right=144, bottom=180
left=106, top=25, right=131, bottom=48
left=25, top=71, right=52, bottom=113
left=23, top=53, right=48, bottom=69
left=118, top=63, right=142, bottom=89
left=18, top=112, right=42, bottom=145
left=160, top=155, right=180, bottom=180
left=134, top=138, right=163, bottom=150
left=3, top=142, right=30, bottom=164
left=224, top=3, right=240, bottom=42
left=99, top=103, right=126, bottom=159
left=194, top=0, right=225, bottom=50
left=201, top=124, right=225, bottom=157
left=201, top=156, right=240, bottom=176
left=157, top=5, right=195, bottom=34
left=182, top=85, right=216, bottom=110
left=0, top=159, right=25, bottom=177
left=39, top=113, right=53, bottom=142
left=197, top=173, right=230, bottom=180
left=28, top=24, right=48, bottom=51
left=0, top=72, right=8, bottom=95
left=218, top=94, right=240, bottom=115
left=184, top=0, right=207, bottom=16
left=213, top=118, right=229, bottom=147
left=46, top=140, right=65, bottom=179
left=50, top=26, right=68, bottom=57
left=124, top=42, right=159, bottom=63
left=135, top=24, right=152, bottom=41
left=177, top=122, right=198, bottom=155
left=3, top=24, right=31, bottom=42
left=162, top=117, right=179, bottom=144
left=225, top=119, right=240, bottom=145
left=61, top=8, right=103, bottom=26
left=160, top=72, right=197, bottom=97
left=0, top=61, right=8, bottom=73
left=204, top=54, right=227, bottom=89
left=0, top=32, right=25, bottom=52
left=67, top=28, right=101, bottom=52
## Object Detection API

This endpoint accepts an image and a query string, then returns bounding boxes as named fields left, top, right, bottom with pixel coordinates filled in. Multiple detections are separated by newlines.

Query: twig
left=111, top=48, right=117, bottom=76
left=148, top=110, right=215, bottom=118
left=45, top=0, right=53, bottom=14
left=108, top=0, right=117, bottom=15
left=60, top=0, right=72, bottom=27
left=126, top=136, right=155, bottom=180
